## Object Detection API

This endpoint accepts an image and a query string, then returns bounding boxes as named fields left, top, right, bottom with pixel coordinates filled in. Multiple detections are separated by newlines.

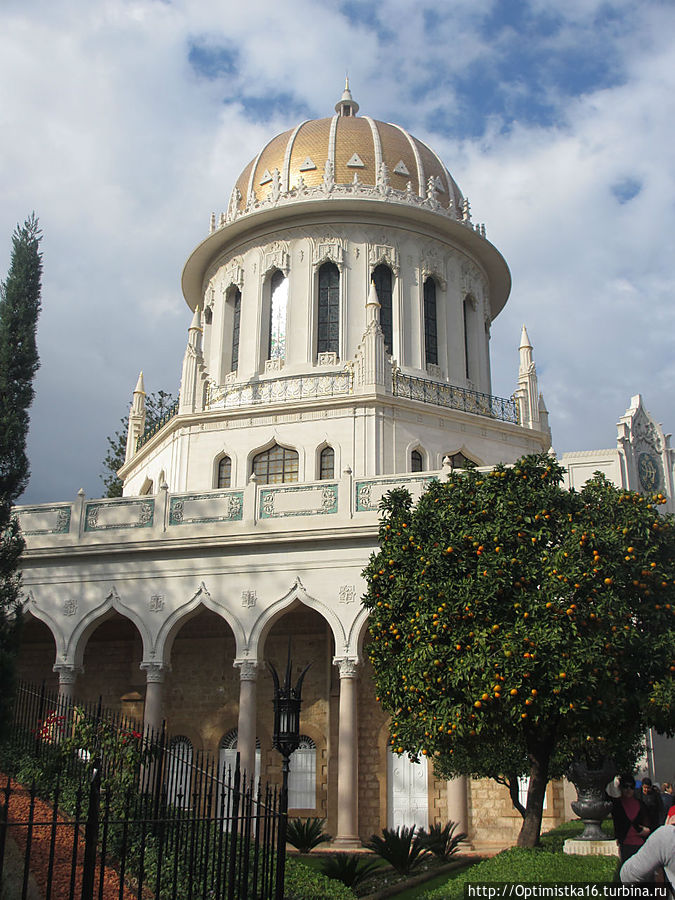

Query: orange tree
left=362, top=453, right=675, bottom=847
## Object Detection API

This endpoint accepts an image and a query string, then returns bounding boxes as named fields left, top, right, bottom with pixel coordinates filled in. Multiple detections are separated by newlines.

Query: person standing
left=641, top=777, right=664, bottom=830
left=612, top=774, right=651, bottom=863
left=620, top=806, right=675, bottom=885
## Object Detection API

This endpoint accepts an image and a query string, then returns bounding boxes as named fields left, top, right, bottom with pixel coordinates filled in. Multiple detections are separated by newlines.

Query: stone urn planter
left=567, top=757, right=615, bottom=841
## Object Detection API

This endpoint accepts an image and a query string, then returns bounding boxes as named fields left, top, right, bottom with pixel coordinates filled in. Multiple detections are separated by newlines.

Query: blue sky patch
left=188, top=40, right=239, bottom=81
left=611, top=177, right=643, bottom=204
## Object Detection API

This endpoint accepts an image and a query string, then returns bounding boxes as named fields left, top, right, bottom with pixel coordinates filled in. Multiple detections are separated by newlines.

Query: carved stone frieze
left=222, top=257, right=244, bottom=292
left=241, top=589, right=257, bottom=608
left=369, top=243, right=400, bottom=276
left=149, top=594, right=165, bottom=612
left=338, top=585, right=356, bottom=604
left=311, top=237, right=345, bottom=269
left=262, top=240, right=290, bottom=277
left=317, top=351, right=338, bottom=367
left=63, top=597, right=77, bottom=617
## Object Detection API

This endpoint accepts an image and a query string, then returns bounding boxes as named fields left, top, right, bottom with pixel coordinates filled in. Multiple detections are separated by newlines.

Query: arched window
left=411, top=450, right=423, bottom=472
left=423, top=278, right=438, bottom=366
left=166, top=736, right=193, bottom=808
left=252, top=443, right=298, bottom=484
left=463, top=296, right=474, bottom=380
left=288, top=736, right=316, bottom=809
left=231, top=289, right=241, bottom=371
left=217, top=455, right=232, bottom=488
left=268, top=270, right=288, bottom=360
left=372, top=264, right=393, bottom=354
left=446, top=451, right=475, bottom=469
left=318, top=262, right=339, bottom=356
left=219, top=730, right=262, bottom=800
left=319, top=446, right=335, bottom=480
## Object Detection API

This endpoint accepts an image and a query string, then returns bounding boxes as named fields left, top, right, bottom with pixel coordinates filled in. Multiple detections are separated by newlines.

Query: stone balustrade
left=14, top=467, right=460, bottom=550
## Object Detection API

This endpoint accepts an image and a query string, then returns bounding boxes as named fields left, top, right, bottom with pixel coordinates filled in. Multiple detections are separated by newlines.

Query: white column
left=234, top=659, right=258, bottom=784
left=140, top=662, right=168, bottom=738
left=333, top=657, right=360, bottom=848
left=446, top=776, right=471, bottom=844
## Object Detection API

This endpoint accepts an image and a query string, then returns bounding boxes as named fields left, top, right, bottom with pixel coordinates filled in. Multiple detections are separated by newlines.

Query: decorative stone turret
left=124, top=371, right=146, bottom=463
left=353, top=280, right=391, bottom=393
left=516, top=325, right=542, bottom=431
left=178, top=306, right=206, bottom=415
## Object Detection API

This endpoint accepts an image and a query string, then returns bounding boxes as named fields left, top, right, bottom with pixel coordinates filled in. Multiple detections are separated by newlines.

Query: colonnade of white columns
left=52, top=654, right=469, bottom=844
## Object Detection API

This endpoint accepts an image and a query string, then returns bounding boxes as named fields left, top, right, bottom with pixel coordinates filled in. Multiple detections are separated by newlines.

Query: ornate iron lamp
left=269, top=643, right=310, bottom=900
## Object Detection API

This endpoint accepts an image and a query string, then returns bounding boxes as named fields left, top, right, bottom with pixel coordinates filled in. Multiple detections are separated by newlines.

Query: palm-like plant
left=418, top=821, right=467, bottom=860
left=285, top=817, right=332, bottom=853
left=365, top=825, right=428, bottom=875
left=320, top=854, right=382, bottom=888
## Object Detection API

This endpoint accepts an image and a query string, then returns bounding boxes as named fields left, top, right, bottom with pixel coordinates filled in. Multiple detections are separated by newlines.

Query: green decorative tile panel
left=355, top=476, right=434, bottom=512
left=17, top=505, right=72, bottom=535
left=84, top=499, right=154, bottom=531
left=169, top=491, right=244, bottom=525
left=259, top=483, right=338, bottom=519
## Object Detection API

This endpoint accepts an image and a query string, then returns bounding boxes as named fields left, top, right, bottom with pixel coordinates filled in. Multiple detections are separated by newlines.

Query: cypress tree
left=0, top=214, right=42, bottom=735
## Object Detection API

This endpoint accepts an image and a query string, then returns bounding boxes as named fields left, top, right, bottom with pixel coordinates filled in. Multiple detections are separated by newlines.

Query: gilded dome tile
left=251, top=128, right=295, bottom=205
left=334, top=117, right=377, bottom=186
left=288, top=117, right=332, bottom=190
left=376, top=122, right=420, bottom=194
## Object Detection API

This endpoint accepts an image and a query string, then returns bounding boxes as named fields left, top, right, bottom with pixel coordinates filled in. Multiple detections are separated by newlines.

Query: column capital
left=234, top=659, right=258, bottom=681
left=53, top=664, right=82, bottom=684
left=141, top=661, right=170, bottom=683
left=333, top=657, right=359, bottom=679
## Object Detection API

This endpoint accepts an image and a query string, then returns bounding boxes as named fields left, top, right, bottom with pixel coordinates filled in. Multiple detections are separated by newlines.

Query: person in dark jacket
left=640, top=777, right=664, bottom=830
left=612, top=774, right=651, bottom=863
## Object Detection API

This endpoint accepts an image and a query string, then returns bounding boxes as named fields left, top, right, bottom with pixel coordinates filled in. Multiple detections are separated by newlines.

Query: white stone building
left=14, top=85, right=675, bottom=847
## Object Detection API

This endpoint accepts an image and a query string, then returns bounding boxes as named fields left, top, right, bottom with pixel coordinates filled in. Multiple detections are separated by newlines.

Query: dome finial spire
left=336, top=77, right=359, bottom=117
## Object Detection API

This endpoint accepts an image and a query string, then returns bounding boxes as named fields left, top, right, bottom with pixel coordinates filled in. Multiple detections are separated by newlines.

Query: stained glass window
left=231, top=289, right=241, bottom=371
left=318, top=262, right=339, bottom=356
left=424, top=278, right=438, bottom=366
left=372, top=264, right=393, bottom=354
left=319, top=446, right=335, bottom=480
left=268, top=270, right=288, bottom=360
left=252, top=443, right=298, bottom=484
left=217, top=456, right=232, bottom=488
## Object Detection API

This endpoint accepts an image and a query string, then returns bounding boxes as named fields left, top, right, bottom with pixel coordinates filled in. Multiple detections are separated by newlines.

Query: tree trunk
left=516, top=734, right=554, bottom=847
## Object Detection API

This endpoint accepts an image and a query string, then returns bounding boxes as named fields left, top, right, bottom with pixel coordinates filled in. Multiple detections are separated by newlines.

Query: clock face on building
left=638, top=451, right=661, bottom=492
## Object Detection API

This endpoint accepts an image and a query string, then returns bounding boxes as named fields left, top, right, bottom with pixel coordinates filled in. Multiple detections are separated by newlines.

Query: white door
left=387, top=749, right=429, bottom=830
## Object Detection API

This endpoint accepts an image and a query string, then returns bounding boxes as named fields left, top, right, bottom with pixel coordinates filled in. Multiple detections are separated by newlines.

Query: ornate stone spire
left=516, top=325, right=541, bottom=432
left=179, top=306, right=206, bottom=415
left=335, top=76, right=359, bottom=117
left=125, top=371, right=147, bottom=463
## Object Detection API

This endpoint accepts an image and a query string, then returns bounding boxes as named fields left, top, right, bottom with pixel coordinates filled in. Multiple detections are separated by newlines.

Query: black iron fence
left=0, top=681, right=283, bottom=900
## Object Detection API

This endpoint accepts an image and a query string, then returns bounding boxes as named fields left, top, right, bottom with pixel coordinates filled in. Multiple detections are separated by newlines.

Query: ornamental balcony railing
left=205, top=370, right=354, bottom=410
left=393, top=371, right=519, bottom=424
left=136, top=399, right=179, bottom=449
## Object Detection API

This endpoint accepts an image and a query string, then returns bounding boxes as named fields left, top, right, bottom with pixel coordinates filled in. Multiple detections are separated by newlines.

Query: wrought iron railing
left=206, top=370, right=353, bottom=410
left=393, top=371, right=519, bottom=424
left=136, top=398, right=179, bottom=450
left=0, top=681, right=282, bottom=900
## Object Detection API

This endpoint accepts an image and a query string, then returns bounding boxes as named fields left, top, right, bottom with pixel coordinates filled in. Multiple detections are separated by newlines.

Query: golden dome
left=230, top=85, right=463, bottom=215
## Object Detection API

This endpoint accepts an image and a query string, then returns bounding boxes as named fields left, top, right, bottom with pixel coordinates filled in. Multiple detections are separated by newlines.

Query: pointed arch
left=247, top=577, right=346, bottom=659
left=65, top=586, right=152, bottom=670
left=153, top=582, right=247, bottom=665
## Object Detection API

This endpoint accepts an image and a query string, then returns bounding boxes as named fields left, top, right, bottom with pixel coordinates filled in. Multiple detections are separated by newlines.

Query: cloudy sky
left=2, top=0, right=674, bottom=504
